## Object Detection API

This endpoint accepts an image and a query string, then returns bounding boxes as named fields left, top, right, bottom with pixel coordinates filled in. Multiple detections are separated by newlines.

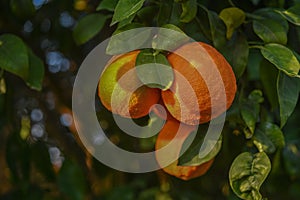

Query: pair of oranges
left=98, top=42, right=237, bottom=180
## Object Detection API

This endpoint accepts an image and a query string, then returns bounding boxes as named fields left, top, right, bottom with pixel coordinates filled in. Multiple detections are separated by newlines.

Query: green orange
left=98, top=51, right=160, bottom=118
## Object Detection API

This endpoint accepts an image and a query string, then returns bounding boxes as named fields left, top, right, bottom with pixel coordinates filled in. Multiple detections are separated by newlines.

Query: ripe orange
left=155, top=119, right=214, bottom=180
left=98, top=51, right=160, bottom=118
left=162, top=42, right=237, bottom=125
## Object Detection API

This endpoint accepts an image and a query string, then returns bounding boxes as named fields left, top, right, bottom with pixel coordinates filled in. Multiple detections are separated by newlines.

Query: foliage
left=1, top=0, right=300, bottom=200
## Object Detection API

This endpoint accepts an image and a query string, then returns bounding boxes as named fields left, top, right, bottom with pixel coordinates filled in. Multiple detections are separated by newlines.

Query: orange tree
left=1, top=0, right=300, bottom=199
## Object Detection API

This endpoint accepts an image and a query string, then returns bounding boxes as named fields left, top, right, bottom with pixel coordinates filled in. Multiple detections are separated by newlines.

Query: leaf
left=157, top=0, right=173, bottom=26
left=178, top=127, right=222, bottom=166
left=111, top=0, right=145, bottom=26
left=278, top=4, right=300, bottom=26
left=260, top=43, right=300, bottom=78
left=229, top=152, right=271, bottom=200
left=277, top=72, right=300, bottom=128
left=26, top=48, right=44, bottom=91
left=259, top=59, right=279, bottom=110
left=117, top=14, right=136, bottom=29
left=135, top=49, right=173, bottom=90
left=180, top=0, right=197, bottom=23
left=152, top=24, right=190, bottom=51
left=219, top=7, right=246, bottom=39
left=247, top=49, right=263, bottom=81
left=253, top=19, right=287, bottom=44
left=0, top=34, right=29, bottom=80
left=198, top=5, right=227, bottom=49
left=253, top=122, right=285, bottom=154
left=254, top=8, right=289, bottom=32
left=106, top=23, right=152, bottom=55
left=220, top=32, right=249, bottom=79
left=96, top=0, right=119, bottom=11
left=73, top=13, right=110, bottom=45
left=57, top=160, right=87, bottom=200
left=240, top=90, right=264, bottom=137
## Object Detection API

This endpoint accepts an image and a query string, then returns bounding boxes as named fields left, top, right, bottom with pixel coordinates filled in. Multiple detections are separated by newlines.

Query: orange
left=162, top=42, right=237, bottom=125
left=98, top=51, right=160, bottom=118
left=155, top=119, right=214, bottom=180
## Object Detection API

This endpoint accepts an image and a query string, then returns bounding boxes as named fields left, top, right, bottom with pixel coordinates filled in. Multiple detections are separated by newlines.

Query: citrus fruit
left=155, top=119, right=214, bottom=180
left=162, top=42, right=237, bottom=125
left=98, top=51, right=160, bottom=118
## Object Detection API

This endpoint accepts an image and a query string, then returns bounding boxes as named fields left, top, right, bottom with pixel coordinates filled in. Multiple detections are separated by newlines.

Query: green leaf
left=219, top=7, right=246, bottom=39
left=229, top=152, right=271, bottom=200
left=259, top=59, right=279, bottom=110
left=253, top=122, right=285, bottom=154
left=279, top=4, right=300, bottom=26
left=180, top=0, right=197, bottom=23
left=178, top=127, right=222, bottom=166
left=198, top=5, right=227, bottom=49
left=96, top=0, right=119, bottom=11
left=0, top=34, right=29, bottom=80
left=152, top=24, right=190, bottom=51
left=220, top=32, right=249, bottom=79
left=111, top=0, right=145, bottom=26
left=247, top=49, right=263, bottom=81
left=73, top=13, right=110, bottom=45
left=106, top=23, right=151, bottom=55
left=277, top=72, right=300, bottom=128
left=254, top=8, right=289, bottom=32
left=157, top=0, right=173, bottom=26
left=260, top=43, right=300, bottom=78
left=253, top=19, right=287, bottom=44
left=135, top=49, right=173, bottom=90
left=58, top=160, right=87, bottom=200
left=26, top=48, right=44, bottom=91
left=117, top=14, right=136, bottom=29
left=241, top=90, right=264, bottom=137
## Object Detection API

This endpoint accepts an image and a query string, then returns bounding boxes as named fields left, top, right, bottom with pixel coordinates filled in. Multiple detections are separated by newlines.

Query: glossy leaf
left=253, top=122, right=285, bottom=154
left=198, top=5, right=227, bottom=49
left=26, top=48, right=44, bottom=91
left=220, top=32, right=249, bottom=78
left=111, top=0, right=145, bottom=25
left=241, top=90, right=264, bottom=136
left=254, top=8, right=288, bottom=31
left=178, top=129, right=222, bottom=166
left=73, top=13, right=110, bottom=45
left=0, top=34, right=29, bottom=80
left=219, top=7, right=246, bottom=39
left=96, top=0, right=119, bottom=11
left=253, top=19, right=287, bottom=44
left=260, top=43, right=300, bottom=78
left=180, top=0, right=197, bottom=23
left=229, top=152, right=271, bottom=200
left=58, top=160, right=87, bottom=200
left=152, top=24, right=190, bottom=51
left=135, top=49, right=173, bottom=90
left=279, top=4, right=300, bottom=26
left=277, top=72, right=300, bottom=128
left=106, top=23, right=151, bottom=55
